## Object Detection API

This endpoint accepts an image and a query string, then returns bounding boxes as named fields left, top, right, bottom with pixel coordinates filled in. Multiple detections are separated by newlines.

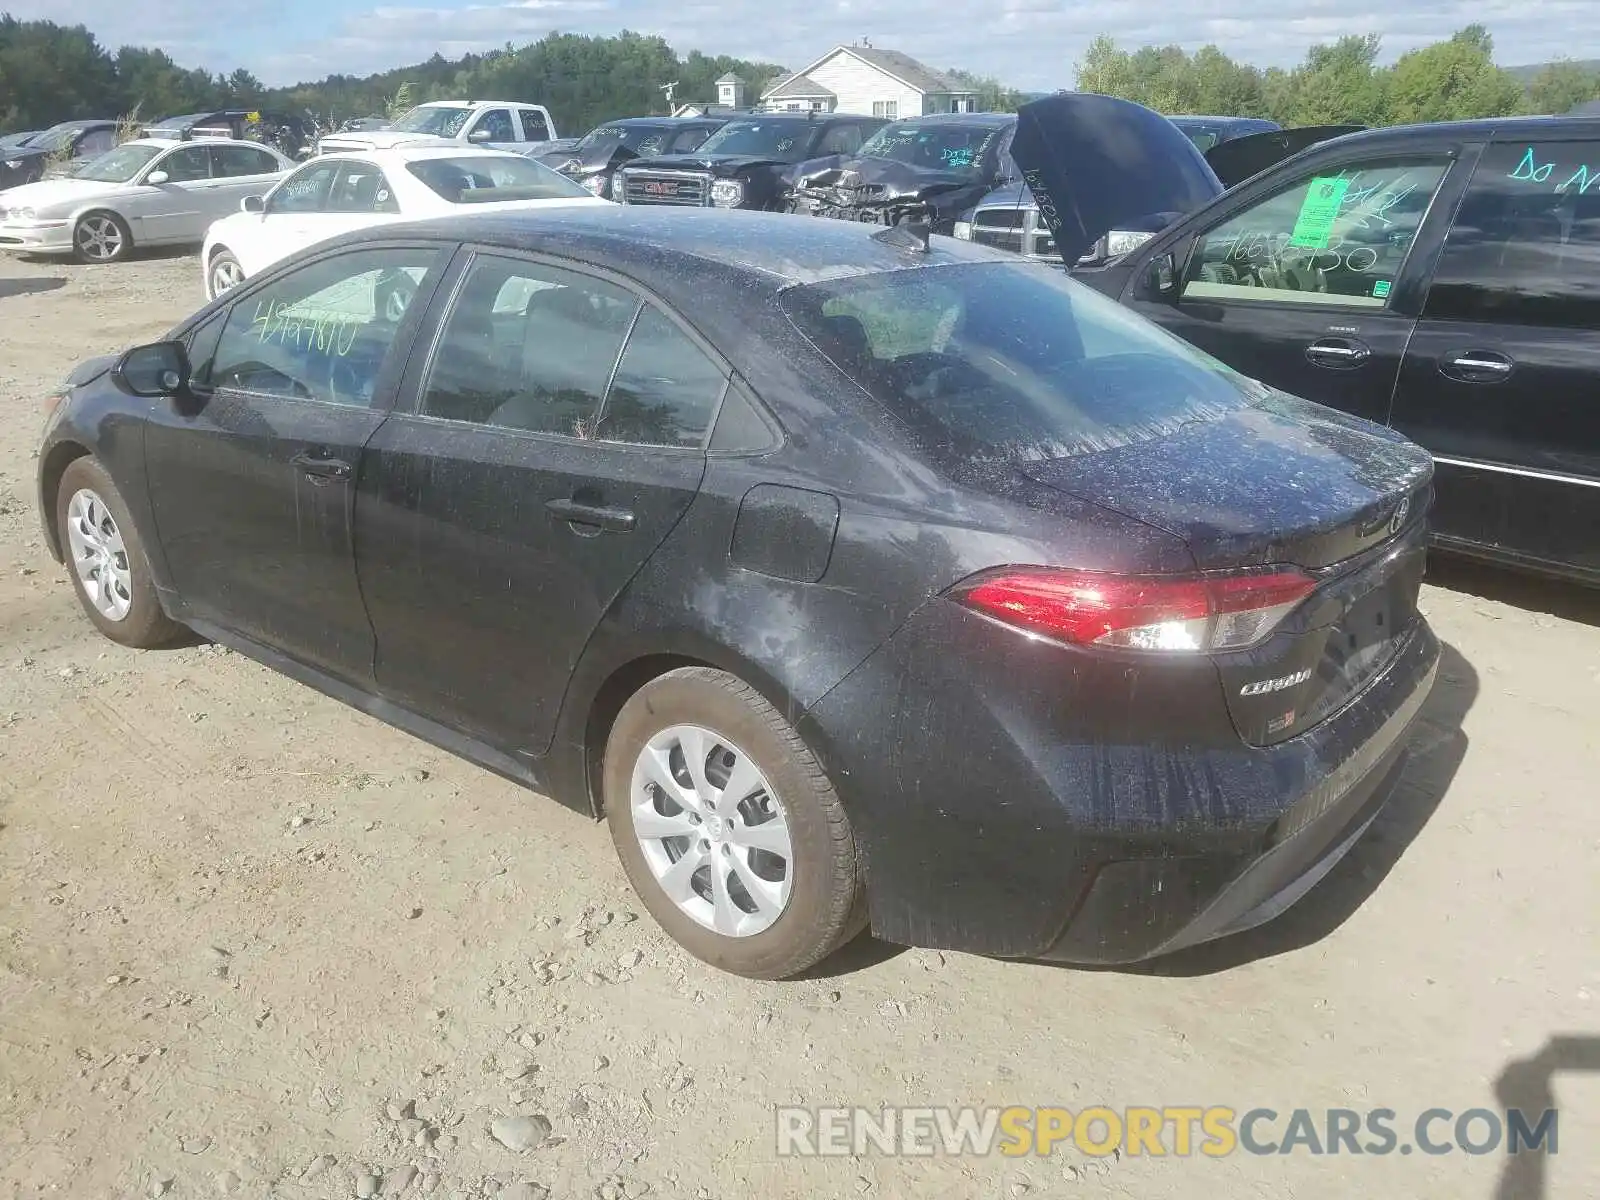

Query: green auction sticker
left=1372, top=279, right=1392, bottom=298
left=1287, top=176, right=1351, bottom=249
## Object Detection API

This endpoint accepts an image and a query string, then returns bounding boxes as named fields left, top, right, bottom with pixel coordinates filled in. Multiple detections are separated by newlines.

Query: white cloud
left=8, top=0, right=1591, bottom=90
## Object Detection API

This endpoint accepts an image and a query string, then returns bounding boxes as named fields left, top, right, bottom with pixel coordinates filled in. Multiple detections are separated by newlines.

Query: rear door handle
left=545, top=497, right=637, bottom=533
left=290, top=450, right=352, bottom=480
left=1305, top=338, right=1372, bottom=369
left=1440, top=349, right=1514, bottom=383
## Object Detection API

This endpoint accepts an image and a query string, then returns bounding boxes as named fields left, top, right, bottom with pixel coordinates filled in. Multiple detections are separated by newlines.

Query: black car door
left=143, top=242, right=448, bottom=682
left=355, top=249, right=720, bottom=757
left=1389, top=135, right=1600, bottom=582
left=1118, top=141, right=1465, bottom=425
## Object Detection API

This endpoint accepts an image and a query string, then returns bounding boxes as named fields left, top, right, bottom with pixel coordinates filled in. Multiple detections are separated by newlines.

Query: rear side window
left=600, top=306, right=727, bottom=447
left=781, top=262, right=1258, bottom=463
left=1183, top=158, right=1449, bottom=308
left=519, top=109, right=552, bottom=141
left=329, top=162, right=399, bottom=213
left=1423, top=139, right=1600, bottom=329
left=213, top=145, right=280, bottom=177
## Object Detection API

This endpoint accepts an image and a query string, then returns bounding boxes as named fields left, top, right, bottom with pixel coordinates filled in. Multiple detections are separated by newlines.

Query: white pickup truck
left=316, top=100, right=560, bottom=156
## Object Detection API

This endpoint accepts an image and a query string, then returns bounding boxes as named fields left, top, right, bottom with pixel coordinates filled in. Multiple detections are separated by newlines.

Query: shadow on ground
left=1494, top=1034, right=1600, bottom=1199
left=1426, top=552, right=1600, bottom=628
left=0, top=277, right=66, bottom=300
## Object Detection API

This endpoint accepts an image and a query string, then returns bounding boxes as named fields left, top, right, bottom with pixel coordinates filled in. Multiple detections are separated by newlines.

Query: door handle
left=1305, top=338, right=1372, bottom=368
left=545, top=497, right=637, bottom=532
left=1440, top=349, right=1514, bottom=383
left=290, top=450, right=352, bottom=480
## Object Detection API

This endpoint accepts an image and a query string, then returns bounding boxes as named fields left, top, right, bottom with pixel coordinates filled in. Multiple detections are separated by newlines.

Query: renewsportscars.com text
left=775, top=1105, right=1559, bottom=1159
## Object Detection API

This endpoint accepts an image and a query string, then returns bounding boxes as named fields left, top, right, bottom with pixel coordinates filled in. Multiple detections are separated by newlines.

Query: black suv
left=144, top=110, right=317, bottom=159
left=1008, top=95, right=1600, bottom=586
left=615, top=112, right=885, bottom=210
left=0, top=120, right=119, bottom=190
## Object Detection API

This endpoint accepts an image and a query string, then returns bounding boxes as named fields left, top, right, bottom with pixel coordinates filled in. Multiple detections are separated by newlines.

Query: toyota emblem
left=1388, top=496, right=1410, bottom=536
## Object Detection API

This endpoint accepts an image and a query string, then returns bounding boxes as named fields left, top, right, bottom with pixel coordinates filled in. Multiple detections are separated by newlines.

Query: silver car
left=0, top=137, right=292, bottom=264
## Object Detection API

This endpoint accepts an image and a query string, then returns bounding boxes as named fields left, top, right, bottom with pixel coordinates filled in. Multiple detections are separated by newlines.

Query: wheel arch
left=39, top=440, right=93, bottom=562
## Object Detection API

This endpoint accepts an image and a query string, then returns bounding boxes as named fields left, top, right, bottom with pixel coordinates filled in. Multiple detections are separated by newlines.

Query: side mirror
left=1146, top=252, right=1178, bottom=300
left=467, top=128, right=493, bottom=142
left=242, top=194, right=266, bottom=213
left=112, top=340, right=191, bottom=398
left=145, top=170, right=170, bottom=185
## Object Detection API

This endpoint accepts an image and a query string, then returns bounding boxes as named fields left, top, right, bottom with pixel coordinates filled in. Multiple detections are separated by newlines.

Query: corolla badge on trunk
left=1240, top=668, right=1314, bottom=697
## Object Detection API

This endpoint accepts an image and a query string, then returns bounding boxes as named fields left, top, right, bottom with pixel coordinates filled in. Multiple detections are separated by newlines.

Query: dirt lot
left=0, top=250, right=1596, bottom=1200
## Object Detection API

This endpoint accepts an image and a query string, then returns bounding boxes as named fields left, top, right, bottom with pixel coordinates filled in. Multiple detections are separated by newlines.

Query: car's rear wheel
left=55, top=457, right=185, bottom=648
left=604, top=667, right=865, bottom=979
left=208, top=249, right=245, bottom=299
left=73, top=211, right=132, bottom=264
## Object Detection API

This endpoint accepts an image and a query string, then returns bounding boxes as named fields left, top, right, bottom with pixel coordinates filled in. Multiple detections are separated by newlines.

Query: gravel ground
left=0, top=249, right=1596, bottom=1200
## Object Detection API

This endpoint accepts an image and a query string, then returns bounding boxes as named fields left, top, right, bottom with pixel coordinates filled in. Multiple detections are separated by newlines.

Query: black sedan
left=37, top=206, right=1440, bottom=978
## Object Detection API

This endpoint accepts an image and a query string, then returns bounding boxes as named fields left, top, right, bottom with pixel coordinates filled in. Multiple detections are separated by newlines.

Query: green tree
left=1280, top=34, right=1391, bottom=127
left=1388, top=25, right=1523, bottom=124
left=1523, top=59, right=1600, bottom=114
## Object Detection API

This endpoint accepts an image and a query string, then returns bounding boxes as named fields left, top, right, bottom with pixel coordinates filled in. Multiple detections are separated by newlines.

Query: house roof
left=764, top=73, right=837, bottom=101
left=762, top=44, right=977, bottom=99
left=715, top=72, right=744, bottom=85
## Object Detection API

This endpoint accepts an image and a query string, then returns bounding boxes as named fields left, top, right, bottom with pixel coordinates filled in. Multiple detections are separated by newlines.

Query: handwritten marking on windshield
left=1506, top=145, right=1600, bottom=195
left=252, top=298, right=360, bottom=357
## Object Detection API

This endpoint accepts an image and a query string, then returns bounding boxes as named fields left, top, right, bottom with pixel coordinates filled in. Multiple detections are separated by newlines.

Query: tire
left=73, top=210, right=133, bottom=264
left=207, top=248, right=245, bottom=299
left=55, top=457, right=185, bottom=649
left=604, top=667, right=866, bottom=979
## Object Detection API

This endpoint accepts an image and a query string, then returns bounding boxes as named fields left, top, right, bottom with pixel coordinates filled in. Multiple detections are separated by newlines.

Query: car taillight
left=949, top=566, right=1317, bottom=653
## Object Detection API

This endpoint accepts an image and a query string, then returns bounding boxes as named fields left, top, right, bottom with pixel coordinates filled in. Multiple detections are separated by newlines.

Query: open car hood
left=1204, top=125, right=1366, bottom=189
left=1010, top=93, right=1225, bottom=266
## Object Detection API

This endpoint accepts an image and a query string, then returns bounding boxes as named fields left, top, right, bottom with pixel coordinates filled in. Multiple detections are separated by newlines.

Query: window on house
left=872, top=101, right=899, bottom=120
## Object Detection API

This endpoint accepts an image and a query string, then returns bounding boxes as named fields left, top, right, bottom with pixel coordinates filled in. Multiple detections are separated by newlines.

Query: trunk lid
left=1010, top=93, right=1225, bottom=266
left=1020, top=394, right=1434, bottom=745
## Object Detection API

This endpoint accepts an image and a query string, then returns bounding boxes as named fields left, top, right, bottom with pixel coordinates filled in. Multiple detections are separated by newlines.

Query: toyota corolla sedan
left=201, top=145, right=609, bottom=300
left=0, top=137, right=292, bottom=263
left=37, top=206, right=1440, bottom=979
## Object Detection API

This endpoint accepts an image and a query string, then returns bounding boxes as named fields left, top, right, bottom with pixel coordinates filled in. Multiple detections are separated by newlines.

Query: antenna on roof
left=872, top=217, right=930, bottom=254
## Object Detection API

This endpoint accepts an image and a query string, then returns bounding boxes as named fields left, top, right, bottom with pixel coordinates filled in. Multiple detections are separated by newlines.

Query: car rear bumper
left=0, top=221, right=73, bottom=252
left=799, top=597, right=1441, bottom=962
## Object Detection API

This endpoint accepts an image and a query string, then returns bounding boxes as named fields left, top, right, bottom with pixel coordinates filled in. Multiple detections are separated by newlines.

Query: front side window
left=75, top=144, right=162, bottom=183
left=405, top=155, right=591, bottom=203
left=782, top=262, right=1266, bottom=465
left=1423, top=140, right=1600, bottom=329
left=271, top=161, right=341, bottom=213
left=859, top=121, right=1000, bottom=173
left=1182, top=158, right=1450, bottom=308
left=328, top=162, right=400, bottom=213
left=817, top=124, right=865, bottom=156
left=671, top=126, right=715, bottom=153
left=153, top=146, right=211, bottom=183
left=204, top=247, right=439, bottom=407
left=421, top=256, right=639, bottom=434
left=474, top=108, right=515, bottom=142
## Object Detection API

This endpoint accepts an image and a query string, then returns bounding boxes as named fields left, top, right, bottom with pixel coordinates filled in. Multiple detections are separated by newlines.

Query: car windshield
left=695, top=120, right=810, bottom=160
left=574, top=124, right=672, bottom=155
left=406, top=155, right=592, bottom=202
left=29, top=125, right=87, bottom=153
left=74, top=144, right=162, bottom=183
left=858, top=123, right=1000, bottom=173
left=390, top=105, right=473, bottom=137
left=781, top=262, right=1260, bottom=463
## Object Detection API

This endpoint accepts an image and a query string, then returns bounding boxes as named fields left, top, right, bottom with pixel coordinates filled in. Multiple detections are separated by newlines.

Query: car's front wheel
left=55, top=457, right=186, bottom=648
left=73, top=211, right=132, bottom=264
left=207, top=248, right=245, bottom=299
left=604, top=667, right=866, bottom=979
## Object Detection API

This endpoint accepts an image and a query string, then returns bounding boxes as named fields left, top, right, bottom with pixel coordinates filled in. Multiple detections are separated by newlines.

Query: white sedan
left=0, top=138, right=293, bottom=263
left=200, top=145, right=610, bottom=299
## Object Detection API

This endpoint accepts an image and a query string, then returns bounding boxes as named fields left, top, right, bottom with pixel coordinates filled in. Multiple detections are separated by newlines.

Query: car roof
left=320, top=145, right=531, bottom=165
left=43, top=118, right=116, bottom=130
left=885, top=112, right=1015, bottom=128
left=121, top=136, right=273, bottom=150
left=1315, top=113, right=1600, bottom=149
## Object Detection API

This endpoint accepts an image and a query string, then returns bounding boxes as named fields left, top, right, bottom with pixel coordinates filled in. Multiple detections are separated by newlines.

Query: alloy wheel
left=76, top=216, right=124, bottom=262
left=629, top=724, right=794, bottom=937
left=65, top=488, right=133, bottom=621
left=210, top=257, right=244, bottom=296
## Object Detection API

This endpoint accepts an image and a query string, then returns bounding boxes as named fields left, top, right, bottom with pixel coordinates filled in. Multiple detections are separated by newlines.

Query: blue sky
left=14, top=0, right=1590, bottom=89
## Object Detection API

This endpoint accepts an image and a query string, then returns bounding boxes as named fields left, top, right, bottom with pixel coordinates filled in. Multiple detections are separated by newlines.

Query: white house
left=760, top=41, right=980, bottom=119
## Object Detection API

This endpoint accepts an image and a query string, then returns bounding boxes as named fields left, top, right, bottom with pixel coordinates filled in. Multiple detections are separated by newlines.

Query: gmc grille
left=621, top=170, right=710, bottom=207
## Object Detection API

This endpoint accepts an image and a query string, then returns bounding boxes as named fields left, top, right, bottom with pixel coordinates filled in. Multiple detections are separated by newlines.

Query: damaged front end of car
left=787, top=164, right=989, bottom=232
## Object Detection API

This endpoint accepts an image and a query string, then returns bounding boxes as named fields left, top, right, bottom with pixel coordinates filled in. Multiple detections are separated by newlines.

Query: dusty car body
left=787, top=112, right=1018, bottom=232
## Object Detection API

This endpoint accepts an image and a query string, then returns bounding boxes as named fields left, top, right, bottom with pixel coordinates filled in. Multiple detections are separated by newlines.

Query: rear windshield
left=406, top=155, right=591, bottom=202
left=780, top=262, right=1258, bottom=462
left=858, top=123, right=1001, bottom=173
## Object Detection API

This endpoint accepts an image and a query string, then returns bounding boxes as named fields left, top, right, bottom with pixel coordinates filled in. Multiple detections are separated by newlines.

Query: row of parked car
left=2, top=94, right=1595, bottom=586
